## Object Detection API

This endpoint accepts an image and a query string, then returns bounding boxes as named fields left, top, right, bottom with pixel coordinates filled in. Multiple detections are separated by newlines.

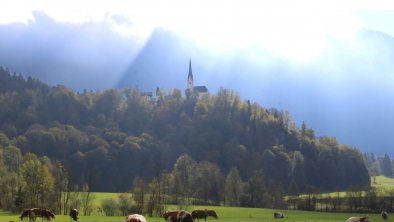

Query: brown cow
left=30, top=208, right=55, bottom=221
left=19, top=209, right=31, bottom=220
left=206, top=210, right=217, bottom=219
left=163, top=211, right=180, bottom=222
left=70, top=209, right=79, bottom=221
left=19, top=208, right=54, bottom=221
left=126, top=214, right=147, bottom=222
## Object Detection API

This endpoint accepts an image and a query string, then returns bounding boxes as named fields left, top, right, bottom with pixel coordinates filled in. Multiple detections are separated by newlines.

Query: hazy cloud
left=0, top=11, right=142, bottom=90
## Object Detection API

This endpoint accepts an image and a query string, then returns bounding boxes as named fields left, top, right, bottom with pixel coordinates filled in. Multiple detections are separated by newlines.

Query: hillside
left=0, top=67, right=370, bottom=209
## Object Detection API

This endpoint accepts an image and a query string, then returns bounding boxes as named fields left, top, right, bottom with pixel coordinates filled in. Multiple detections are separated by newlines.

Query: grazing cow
left=177, top=211, right=194, bottom=222
left=163, top=211, right=180, bottom=222
left=192, top=210, right=218, bottom=221
left=126, top=214, right=148, bottom=222
left=192, top=210, right=208, bottom=221
left=206, top=210, right=218, bottom=219
left=274, top=212, right=284, bottom=219
left=70, top=209, right=79, bottom=221
left=381, top=211, right=389, bottom=220
left=28, top=208, right=55, bottom=221
left=19, top=209, right=31, bottom=220
left=346, top=216, right=371, bottom=222
left=20, top=208, right=54, bottom=221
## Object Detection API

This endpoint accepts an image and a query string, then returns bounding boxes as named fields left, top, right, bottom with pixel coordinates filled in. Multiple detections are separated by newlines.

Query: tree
left=147, top=177, right=163, bottom=217
left=3, top=145, right=22, bottom=173
left=291, top=151, right=306, bottom=192
left=224, top=167, right=243, bottom=206
left=101, top=198, right=118, bottom=216
left=118, top=193, right=132, bottom=216
left=191, top=161, right=224, bottom=205
left=244, top=170, right=264, bottom=207
left=0, top=133, right=10, bottom=147
left=172, top=154, right=197, bottom=203
left=381, top=154, right=393, bottom=177
left=133, top=177, right=146, bottom=214
left=20, top=155, right=54, bottom=208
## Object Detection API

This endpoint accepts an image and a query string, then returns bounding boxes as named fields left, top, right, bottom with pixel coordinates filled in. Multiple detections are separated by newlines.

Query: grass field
left=371, top=176, right=394, bottom=190
left=1, top=206, right=389, bottom=222
left=294, top=176, right=394, bottom=199
left=88, top=192, right=131, bottom=206
left=72, top=176, right=394, bottom=209
left=4, top=176, right=393, bottom=222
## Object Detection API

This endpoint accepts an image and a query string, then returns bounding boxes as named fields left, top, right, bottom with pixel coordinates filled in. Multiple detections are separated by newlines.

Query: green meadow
left=371, top=176, right=394, bottom=190
left=294, top=176, right=394, bottom=199
left=2, top=206, right=388, bottom=222
left=4, top=177, right=394, bottom=222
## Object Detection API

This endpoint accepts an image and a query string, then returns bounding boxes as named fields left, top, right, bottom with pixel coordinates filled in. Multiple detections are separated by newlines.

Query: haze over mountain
left=1, top=10, right=394, bottom=156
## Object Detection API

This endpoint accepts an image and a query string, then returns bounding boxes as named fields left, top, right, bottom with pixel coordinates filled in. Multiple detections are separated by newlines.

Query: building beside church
left=186, top=59, right=207, bottom=98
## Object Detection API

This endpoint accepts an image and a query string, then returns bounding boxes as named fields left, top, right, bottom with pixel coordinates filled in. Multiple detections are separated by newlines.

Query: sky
left=2, top=0, right=394, bottom=54
left=1, top=0, right=394, bottom=155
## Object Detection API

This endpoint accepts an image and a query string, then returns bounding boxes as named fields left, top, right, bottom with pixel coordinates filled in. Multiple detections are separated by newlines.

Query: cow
left=381, top=211, right=389, bottom=220
left=346, top=216, right=371, bottom=222
left=20, top=208, right=54, bottom=221
left=30, top=208, right=55, bottom=221
left=70, top=209, right=79, bottom=221
left=19, top=209, right=31, bottom=221
left=126, top=214, right=148, bottom=222
left=163, top=211, right=180, bottom=222
left=177, top=210, right=194, bottom=222
left=192, top=210, right=208, bottom=221
left=206, top=210, right=218, bottom=219
left=274, top=212, right=284, bottom=219
left=192, top=210, right=218, bottom=221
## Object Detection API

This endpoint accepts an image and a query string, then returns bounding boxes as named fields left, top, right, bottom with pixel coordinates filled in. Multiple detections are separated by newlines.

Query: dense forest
left=0, top=67, right=371, bottom=212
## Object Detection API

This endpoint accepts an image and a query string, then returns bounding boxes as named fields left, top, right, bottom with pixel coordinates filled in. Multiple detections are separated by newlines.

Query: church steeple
left=187, top=59, right=194, bottom=90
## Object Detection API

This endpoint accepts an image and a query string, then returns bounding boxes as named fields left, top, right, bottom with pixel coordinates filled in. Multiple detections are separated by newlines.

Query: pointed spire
left=188, top=59, right=193, bottom=78
left=187, top=59, right=194, bottom=90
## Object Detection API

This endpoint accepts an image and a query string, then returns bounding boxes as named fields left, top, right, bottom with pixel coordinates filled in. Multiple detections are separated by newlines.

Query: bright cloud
left=0, top=0, right=393, bottom=61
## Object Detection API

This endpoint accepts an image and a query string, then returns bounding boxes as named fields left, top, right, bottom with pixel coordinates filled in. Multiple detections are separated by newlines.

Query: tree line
left=363, top=153, right=394, bottom=177
left=0, top=66, right=371, bottom=212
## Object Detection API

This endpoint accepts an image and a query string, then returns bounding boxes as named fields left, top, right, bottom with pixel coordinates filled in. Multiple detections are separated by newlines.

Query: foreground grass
left=2, top=206, right=387, bottom=222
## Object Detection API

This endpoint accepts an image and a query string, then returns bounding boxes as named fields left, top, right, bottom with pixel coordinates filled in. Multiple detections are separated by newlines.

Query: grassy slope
left=294, top=176, right=394, bottom=199
left=371, top=176, right=394, bottom=190
left=89, top=192, right=131, bottom=206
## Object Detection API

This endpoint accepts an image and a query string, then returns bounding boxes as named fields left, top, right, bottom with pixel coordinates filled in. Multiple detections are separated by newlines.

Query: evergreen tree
left=381, top=154, right=393, bottom=177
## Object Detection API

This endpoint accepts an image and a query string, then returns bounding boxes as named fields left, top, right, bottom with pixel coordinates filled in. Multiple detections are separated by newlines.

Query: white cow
left=346, top=216, right=371, bottom=222
left=274, top=212, right=284, bottom=219
left=126, top=214, right=148, bottom=222
left=381, top=211, right=389, bottom=220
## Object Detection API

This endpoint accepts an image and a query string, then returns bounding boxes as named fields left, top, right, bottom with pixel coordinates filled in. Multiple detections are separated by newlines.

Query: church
left=148, top=60, right=208, bottom=100
left=186, top=59, right=208, bottom=97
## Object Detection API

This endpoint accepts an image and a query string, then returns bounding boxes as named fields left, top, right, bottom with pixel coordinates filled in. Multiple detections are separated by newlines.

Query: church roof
left=194, top=86, right=208, bottom=93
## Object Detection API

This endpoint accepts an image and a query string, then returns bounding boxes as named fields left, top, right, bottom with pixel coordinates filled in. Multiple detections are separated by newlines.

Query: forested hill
left=0, top=67, right=370, bottom=193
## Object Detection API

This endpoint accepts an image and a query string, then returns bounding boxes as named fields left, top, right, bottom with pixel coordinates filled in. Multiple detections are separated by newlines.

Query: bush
left=101, top=198, right=118, bottom=216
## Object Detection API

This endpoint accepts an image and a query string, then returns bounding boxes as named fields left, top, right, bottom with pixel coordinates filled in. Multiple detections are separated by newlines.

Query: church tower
left=187, top=59, right=194, bottom=90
